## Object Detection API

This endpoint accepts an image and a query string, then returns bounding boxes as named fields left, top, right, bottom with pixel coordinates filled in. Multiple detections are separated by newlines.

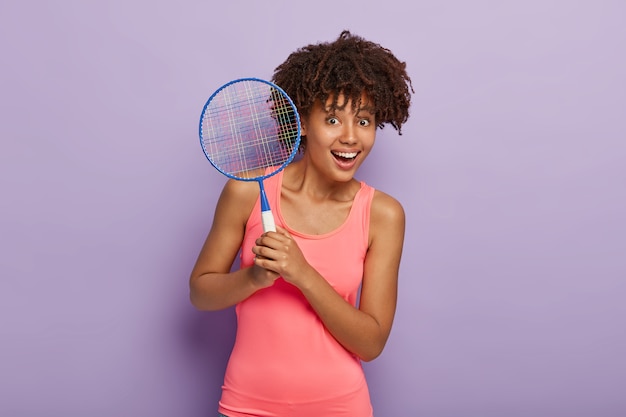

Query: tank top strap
left=349, top=181, right=375, bottom=246
left=264, top=169, right=283, bottom=220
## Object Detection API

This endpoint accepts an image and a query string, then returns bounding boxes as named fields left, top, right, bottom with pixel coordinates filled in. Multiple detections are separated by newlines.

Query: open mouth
left=331, top=151, right=358, bottom=162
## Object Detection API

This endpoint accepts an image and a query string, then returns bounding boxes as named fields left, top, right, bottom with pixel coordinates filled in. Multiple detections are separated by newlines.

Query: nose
left=339, top=124, right=357, bottom=145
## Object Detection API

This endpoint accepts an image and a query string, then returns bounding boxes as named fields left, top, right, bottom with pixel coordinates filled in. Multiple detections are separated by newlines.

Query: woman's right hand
left=250, top=255, right=281, bottom=289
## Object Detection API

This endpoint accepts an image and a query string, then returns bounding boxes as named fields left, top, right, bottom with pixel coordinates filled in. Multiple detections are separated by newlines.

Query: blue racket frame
left=199, top=77, right=301, bottom=232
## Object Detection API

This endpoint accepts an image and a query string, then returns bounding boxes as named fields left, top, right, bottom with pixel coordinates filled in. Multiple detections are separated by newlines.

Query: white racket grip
left=261, top=210, right=276, bottom=232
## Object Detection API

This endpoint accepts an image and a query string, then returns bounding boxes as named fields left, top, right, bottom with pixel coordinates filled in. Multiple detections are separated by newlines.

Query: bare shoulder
left=369, top=189, right=405, bottom=245
left=221, top=177, right=260, bottom=203
left=371, top=190, right=405, bottom=226
left=214, top=179, right=260, bottom=228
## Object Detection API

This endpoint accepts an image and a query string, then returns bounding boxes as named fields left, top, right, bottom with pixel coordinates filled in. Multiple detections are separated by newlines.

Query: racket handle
left=261, top=210, right=276, bottom=232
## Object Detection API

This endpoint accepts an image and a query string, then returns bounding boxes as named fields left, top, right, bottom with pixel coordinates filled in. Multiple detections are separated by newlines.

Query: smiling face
left=300, top=92, right=377, bottom=182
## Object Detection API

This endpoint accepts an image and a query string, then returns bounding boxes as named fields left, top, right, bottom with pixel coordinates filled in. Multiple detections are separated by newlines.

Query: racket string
left=201, top=80, right=299, bottom=179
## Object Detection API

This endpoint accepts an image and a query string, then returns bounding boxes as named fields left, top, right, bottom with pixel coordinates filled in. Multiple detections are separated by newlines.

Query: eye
left=358, top=118, right=371, bottom=127
left=327, top=117, right=339, bottom=125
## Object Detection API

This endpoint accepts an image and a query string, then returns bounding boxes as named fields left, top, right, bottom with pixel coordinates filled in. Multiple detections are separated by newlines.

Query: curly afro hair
left=272, top=30, right=413, bottom=150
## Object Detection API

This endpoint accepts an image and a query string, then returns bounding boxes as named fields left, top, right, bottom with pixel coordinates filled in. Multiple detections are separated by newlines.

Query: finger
left=252, top=245, right=269, bottom=261
left=253, top=244, right=278, bottom=262
left=255, top=234, right=285, bottom=249
left=274, top=225, right=292, bottom=238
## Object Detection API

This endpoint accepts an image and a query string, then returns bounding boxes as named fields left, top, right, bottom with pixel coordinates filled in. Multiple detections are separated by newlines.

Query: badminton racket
left=199, top=78, right=301, bottom=232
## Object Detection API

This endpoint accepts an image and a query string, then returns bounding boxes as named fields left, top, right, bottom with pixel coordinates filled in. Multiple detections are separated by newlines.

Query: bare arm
left=189, top=179, right=279, bottom=310
left=253, top=190, right=405, bottom=361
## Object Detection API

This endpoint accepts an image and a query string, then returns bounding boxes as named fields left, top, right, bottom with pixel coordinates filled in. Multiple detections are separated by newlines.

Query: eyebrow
left=324, top=104, right=376, bottom=115
left=355, top=105, right=376, bottom=117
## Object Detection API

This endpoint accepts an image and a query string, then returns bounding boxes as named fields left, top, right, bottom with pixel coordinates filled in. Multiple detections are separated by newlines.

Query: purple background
left=1, top=1, right=625, bottom=416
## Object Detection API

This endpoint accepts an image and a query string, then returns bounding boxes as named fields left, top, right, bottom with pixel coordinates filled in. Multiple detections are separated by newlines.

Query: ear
left=300, top=118, right=307, bottom=136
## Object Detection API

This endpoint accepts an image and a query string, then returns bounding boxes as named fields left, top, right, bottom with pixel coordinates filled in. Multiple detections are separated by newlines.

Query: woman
left=190, top=30, right=413, bottom=417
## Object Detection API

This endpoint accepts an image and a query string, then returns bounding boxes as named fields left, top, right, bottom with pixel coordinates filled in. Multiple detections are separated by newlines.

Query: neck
left=284, top=159, right=360, bottom=202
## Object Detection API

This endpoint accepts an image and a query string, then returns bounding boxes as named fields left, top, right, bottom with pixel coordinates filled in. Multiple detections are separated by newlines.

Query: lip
left=331, top=150, right=360, bottom=170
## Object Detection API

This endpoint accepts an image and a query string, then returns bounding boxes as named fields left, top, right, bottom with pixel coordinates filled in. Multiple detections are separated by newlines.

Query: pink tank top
left=218, top=169, right=376, bottom=417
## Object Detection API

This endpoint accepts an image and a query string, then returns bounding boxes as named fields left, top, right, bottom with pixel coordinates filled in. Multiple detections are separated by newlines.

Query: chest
left=280, top=192, right=354, bottom=236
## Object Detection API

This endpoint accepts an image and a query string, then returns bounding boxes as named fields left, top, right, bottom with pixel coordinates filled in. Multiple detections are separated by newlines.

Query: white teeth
left=333, top=151, right=358, bottom=159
